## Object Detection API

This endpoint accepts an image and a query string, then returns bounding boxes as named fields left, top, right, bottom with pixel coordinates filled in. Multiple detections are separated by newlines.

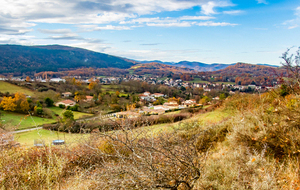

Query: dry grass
left=2, top=91, right=300, bottom=189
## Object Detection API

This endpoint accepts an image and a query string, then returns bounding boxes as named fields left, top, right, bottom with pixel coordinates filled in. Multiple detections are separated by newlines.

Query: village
left=1, top=73, right=277, bottom=95
left=55, top=91, right=202, bottom=119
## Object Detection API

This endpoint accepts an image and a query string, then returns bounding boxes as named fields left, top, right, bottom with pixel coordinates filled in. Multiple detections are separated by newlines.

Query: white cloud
left=201, top=1, right=234, bottom=15
left=38, top=29, right=73, bottom=34
left=223, top=10, right=244, bottom=15
left=201, top=1, right=218, bottom=15
left=283, top=7, right=300, bottom=29
left=256, top=0, right=268, bottom=4
left=147, top=22, right=192, bottom=27
left=92, top=25, right=131, bottom=30
left=197, top=21, right=237, bottom=26
left=179, top=15, right=215, bottom=20
left=0, top=0, right=235, bottom=35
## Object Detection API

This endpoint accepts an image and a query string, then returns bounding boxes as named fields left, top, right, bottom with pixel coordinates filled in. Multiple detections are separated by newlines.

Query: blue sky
left=0, top=0, right=299, bottom=65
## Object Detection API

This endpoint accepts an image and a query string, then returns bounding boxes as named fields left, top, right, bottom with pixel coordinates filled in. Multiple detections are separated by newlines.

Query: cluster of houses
left=113, top=98, right=200, bottom=119
left=138, top=91, right=165, bottom=102
left=54, top=92, right=94, bottom=107
left=1, top=74, right=279, bottom=94
left=116, top=91, right=201, bottom=117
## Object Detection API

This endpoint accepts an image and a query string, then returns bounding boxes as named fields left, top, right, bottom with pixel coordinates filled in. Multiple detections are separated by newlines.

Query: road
left=12, top=127, right=43, bottom=134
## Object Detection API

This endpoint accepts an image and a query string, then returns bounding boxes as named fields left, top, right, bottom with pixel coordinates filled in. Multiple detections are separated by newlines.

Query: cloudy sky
left=0, top=0, right=299, bottom=65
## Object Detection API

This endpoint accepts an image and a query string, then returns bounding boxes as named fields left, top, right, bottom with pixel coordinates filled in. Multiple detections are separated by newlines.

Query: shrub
left=58, top=104, right=65, bottom=109
left=34, top=106, right=43, bottom=115
left=44, top=97, right=54, bottom=107
left=63, top=110, right=74, bottom=121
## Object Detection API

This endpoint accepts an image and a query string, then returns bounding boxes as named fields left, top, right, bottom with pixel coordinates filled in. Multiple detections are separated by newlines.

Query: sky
left=0, top=0, right=299, bottom=65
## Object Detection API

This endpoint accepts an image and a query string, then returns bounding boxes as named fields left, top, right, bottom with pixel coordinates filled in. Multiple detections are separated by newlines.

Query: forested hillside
left=0, top=45, right=136, bottom=75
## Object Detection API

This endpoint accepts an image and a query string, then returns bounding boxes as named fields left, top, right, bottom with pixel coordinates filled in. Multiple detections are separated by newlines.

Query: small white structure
left=62, top=92, right=72, bottom=98
left=50, top=78, right=66, bottom=83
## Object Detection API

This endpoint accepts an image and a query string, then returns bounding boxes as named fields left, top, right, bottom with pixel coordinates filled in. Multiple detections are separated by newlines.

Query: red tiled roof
left=60, top=99, right=75, bottom=104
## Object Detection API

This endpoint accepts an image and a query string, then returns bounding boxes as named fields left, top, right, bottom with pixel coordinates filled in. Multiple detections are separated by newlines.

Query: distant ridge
left=0, top=44, right=136, bottom=74
left=139, top=60, right=278, bottom=71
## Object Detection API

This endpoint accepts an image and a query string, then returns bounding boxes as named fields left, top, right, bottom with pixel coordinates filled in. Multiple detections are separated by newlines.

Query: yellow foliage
left=14, top=92, right=26, bottom=101
left=0, top=96, right=17, bottom=111
left=20, top=100, right=30, bottom=112
left=88, top=82, right=96, bottom=90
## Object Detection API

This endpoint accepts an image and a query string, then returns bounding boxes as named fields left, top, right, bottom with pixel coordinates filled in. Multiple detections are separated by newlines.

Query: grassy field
left=15, top=129, right=89, bottom=147
left=0, top=81, right=35, bottom=96
left=185, top=78, right=210, bottom=83
left=49, top=107, right=93, bottom=120
left=136, top=108, right=230, bottom=135
left=158, top=77, right=167, bottom=81
left=1, top=111, right=56, bottom=130
left=185, top=78, right=235, bottom=85
left=216, top=81, right=235, bottom=85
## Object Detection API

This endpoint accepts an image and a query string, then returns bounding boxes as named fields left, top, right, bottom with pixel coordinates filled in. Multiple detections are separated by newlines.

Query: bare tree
left=281, top=47, right=300, bottom=87
left=79, top=121, right=204, bottom=190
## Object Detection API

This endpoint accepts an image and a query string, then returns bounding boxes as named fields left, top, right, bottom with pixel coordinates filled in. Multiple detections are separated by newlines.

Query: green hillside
left=0, top=45, right=136, bottom=74
left=0, top=81, right=34, bottom=96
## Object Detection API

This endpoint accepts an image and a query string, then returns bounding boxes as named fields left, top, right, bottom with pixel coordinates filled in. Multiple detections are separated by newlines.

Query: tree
left=0, top=97, right=17, bottom=111
left=199, top=96, right=211, bottom=104
left=219, top=93, right=226, bottom=100
left=26, top=76, right=31, bottom=82
left=45, top=98, right=54, bottom=107
left=281, top=47, right=300, bottom=91
left=63, top=110, right=74, bottom=120
left=20, top=100, right=30, bottom=112
left=88, top=82, right=96, bottom=90
left=34, top=106, right=43, bottom=115
left=84, top=125, right=202, bottom=189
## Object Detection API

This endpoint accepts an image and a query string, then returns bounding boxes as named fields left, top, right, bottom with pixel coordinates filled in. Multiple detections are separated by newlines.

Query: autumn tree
left=20, top=100, right=30, bottom=112
left=74, top=92, right=86, bottom=102
left=25, top=76, right=31, bottom=82
left=0, top=97, right=17, bottom=111
left=88, top=82, right=96, bottom=90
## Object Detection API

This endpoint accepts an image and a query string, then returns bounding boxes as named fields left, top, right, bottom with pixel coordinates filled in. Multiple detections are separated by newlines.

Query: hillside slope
left=0, top=45, right=135, bottom=74
left=131, top=62, right=196, bottom=75
left=211, top=62, right=285, bottom=77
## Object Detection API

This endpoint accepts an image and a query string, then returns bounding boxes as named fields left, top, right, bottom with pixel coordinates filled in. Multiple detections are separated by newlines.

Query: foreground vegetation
left=2, top=87, right=300, bottom=189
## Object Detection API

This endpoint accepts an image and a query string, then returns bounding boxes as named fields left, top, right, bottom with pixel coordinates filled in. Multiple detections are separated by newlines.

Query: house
left=55, top=99, right=76, bottom=107
left=152, top=93, right=164, bottom=98
left=143, top=91, right=151, bottom=96
left=85, top=96, right=94, bottom=102
left=182, top=99, right=197, bottom=107
left=163, top=101, right=179, bottom=109
left=153, top=105, right=170, bottom=111
left=62, top=92, right=72, bottom=98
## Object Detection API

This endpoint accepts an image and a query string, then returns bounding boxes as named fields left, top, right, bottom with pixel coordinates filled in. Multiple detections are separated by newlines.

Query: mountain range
left=0, top=44, right=279, bottom=75
left=0, top=44, right=136, bottom=74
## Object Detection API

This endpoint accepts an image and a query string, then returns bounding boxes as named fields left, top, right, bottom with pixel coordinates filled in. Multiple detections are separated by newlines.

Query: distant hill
left=0, top=45, right=136, bottom=75
left=140, top=60, right=279, bottom=71
left=139, top=60, right=234, bottom=71
left=211, top=62, right=285, bottom=77
left=172, top=61, right=232, bottom=71
left=130, top=62, right=196, bottom=75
